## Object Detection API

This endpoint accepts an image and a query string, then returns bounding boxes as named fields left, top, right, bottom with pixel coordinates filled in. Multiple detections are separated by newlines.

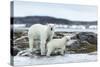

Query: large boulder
left=71, top=32, right=97, bottom=45
left=70, top=32, right=97, bottom=53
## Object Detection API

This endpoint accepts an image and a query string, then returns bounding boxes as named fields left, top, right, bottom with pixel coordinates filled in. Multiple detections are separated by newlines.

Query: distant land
left=11, top=16, right=97, bottom=27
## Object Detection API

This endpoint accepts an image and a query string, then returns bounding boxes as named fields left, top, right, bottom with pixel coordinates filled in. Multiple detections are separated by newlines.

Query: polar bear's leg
left=46, top=47, right=53, bottom=56
left=46, top=49, right=52, bottom=56
left=29, top=38, right=34, bottom=52
left=40, top=40, right=46, bottom=55
left=60, top=47, right=65, bottom=55
left=40, top=34, right=47, bottom=55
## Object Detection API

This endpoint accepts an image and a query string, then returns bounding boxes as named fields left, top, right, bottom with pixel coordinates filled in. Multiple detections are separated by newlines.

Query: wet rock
left=68, top=32, right=97, bottom=53
left=12, top=32, right=97, bottom=56
left=66, top=40, right=80, bottom=49
left=71, top=32, right=97, bottom=45
left=11, top=46, right=21, bottom=56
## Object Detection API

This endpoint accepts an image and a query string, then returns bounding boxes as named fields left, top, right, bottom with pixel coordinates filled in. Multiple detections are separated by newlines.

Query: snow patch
left=14, top=54, right=97, bottom=66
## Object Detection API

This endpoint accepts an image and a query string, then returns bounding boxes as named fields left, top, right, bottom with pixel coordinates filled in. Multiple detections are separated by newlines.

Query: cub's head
left=62, top=35, right=71, bottom=42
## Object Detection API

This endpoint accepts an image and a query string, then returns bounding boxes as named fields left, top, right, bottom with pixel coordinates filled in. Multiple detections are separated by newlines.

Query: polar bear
left=46, top=36, right=70, bottom=56
left=28, top=24, right=54, bottom=55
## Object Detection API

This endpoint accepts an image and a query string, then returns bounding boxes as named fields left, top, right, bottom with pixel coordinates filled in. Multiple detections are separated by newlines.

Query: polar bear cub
left=46, top=36, right=69, bottom=56
left=28, top=24, right=54, bottom=55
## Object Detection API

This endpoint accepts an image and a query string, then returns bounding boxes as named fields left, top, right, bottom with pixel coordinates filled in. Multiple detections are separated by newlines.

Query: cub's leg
left=60, top=47, right=65, bottom=55
left=46, top=47, right=53, bottom=57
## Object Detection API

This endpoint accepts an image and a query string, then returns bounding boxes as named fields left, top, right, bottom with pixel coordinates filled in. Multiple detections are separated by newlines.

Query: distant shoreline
left=11, top=16, right=97, bottom=27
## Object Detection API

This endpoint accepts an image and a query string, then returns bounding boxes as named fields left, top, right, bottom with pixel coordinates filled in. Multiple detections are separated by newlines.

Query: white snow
left=14, top=54, right=97, bottom=66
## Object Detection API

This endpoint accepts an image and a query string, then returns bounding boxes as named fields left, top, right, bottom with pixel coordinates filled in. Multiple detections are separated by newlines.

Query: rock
left=66, top=40, right=80, bottom=49
left=17, top=49, right=33, bottom=57
left=12, top=31, right=97, bottom=56
left=71, top=32, right=97, bottom=45
left=88, top=51, right=97, bottom=55
left=69, top=32, right=97, bottom=53
left=16, top=48, right=43, bottom=57
left=11, top=46, right=21, bottom=56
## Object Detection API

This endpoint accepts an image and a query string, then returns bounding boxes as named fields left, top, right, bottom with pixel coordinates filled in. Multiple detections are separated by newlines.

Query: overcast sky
left=13, top=1, right=97, bottom=21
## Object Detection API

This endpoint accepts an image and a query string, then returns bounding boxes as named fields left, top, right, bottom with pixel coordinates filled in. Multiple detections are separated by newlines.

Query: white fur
left=28, top=24, right=54, bottom=55
left=66, top=40, right=77, bottom=46
left=46, top=36, right=68, bottom=56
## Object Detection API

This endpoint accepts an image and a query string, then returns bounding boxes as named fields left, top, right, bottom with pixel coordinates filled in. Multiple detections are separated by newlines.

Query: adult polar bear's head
left=46, top=24, right=55, bottom=41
